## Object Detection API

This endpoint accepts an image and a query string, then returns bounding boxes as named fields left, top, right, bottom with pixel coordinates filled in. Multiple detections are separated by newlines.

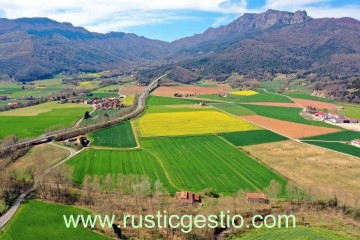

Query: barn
left=176, top=191, right=201, bottom=206
left=246, top=193, right=269, bottom=204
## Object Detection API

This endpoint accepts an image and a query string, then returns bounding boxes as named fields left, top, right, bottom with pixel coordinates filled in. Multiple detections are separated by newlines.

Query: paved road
left=0, top=142, right=81, bottom=229
left=0, top=188, right=32, bottom=228
left=0, top=75, right=163, bottom=230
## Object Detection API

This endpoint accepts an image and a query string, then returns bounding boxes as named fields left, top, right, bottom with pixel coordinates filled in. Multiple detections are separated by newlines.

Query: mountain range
left=0, top=9, right=359, bottom=97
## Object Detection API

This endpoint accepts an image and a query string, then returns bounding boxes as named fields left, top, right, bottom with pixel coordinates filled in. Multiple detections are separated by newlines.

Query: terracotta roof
left=246, top=193, right=266, bottom=199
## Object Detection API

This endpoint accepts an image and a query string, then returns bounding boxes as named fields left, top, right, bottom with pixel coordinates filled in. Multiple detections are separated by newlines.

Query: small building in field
left=337, top=106, right=344, bottom=110
left=314, top=112, right=327, bottom=120
left=176, top=191, right=201, bottom=206
left=351, top=139, right=360, bottom=148
left=329, top=118, right=358, bottom=124
left=246, top=193, right=269, bottom=204
left=328, top=112, right=345, bottom=119
left=199, top=102, right=207, bottom=107
left=7, top=102, right=21, bottom=108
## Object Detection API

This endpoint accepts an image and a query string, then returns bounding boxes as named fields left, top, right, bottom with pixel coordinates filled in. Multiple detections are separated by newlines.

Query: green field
left=147, top=96, right=216, bottom=105
left=0, top=200, right=109, bottom=240
left=239, top=104, right=339, bottom=128
left=236, top=226, right=350, bottom=240
left=302, top=131, right=360, bottom=141
left=0, top=76, right=102, bottom=100
left=141, top=135, right=287, bottom=195
left=211, top=103, right=256, bottom=116
left=305, top=141, right=360, bottom=158
left=147, top=96, right=199, bottom=105
left=67, top=149, right=175, bottom=191
left=198, top=94, right=237, bottom=102
left=89, top=122, right=137, bottom=148
left=285, top=93, right=336, bottom=103
left=335, top=104, right=360, bottom=120
left=233, top=93, right=293, bottom=103
left=220, top=130, right=287, bottom=146
left=145, top=105, right=217, bottom=114
left=89, top=85, right=120, bottom=98
left=0, top=102, right=91, bottom=139
left=260, top=79, right=285, bottom=93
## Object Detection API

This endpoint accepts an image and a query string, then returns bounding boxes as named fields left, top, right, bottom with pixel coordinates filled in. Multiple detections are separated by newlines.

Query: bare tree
left=264, top=180, right=282, bottom=200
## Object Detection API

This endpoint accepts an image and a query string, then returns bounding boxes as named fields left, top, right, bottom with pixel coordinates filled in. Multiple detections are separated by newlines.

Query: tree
left=286, top=182, right=303, bottom=203
left=84, top=111, right=91, bottom=119
left=264, top=180, right=282, bottom=200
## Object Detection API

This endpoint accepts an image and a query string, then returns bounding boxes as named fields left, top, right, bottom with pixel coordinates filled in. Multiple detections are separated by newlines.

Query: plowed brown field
left=119, top=86, right=146, bottom=95
left=152, top=86, right=229, bottom=97
left=292, top=98, right=338, bottom=110
left=241, top=102, right=301, bottom=108
left=241, top=115, right=341, bottom=138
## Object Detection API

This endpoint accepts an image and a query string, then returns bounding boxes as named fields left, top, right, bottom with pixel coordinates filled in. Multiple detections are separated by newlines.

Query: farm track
left=0, top=75, right=164, bottom=230
left=0, top=142, right=83, bottom=229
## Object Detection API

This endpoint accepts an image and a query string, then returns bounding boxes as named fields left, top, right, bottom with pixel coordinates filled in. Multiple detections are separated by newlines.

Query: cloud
left=0, top=0, right=249, bottom=33
left=0, top=0, right=358, bottom=36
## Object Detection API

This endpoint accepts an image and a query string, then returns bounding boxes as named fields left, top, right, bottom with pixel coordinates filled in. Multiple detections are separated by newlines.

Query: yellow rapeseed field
left=230, top=90, right=259, bottom=96
left=79, top=81, right=90, bottom=86
left=134, top=111, right=260, bottom=137
left=122, top=95, right=134, bottom=106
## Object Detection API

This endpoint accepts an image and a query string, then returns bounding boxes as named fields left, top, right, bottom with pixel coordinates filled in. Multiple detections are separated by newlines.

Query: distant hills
left=0, top=9, right=359, bottom=102
left=0, top=17, right=167, bottom=81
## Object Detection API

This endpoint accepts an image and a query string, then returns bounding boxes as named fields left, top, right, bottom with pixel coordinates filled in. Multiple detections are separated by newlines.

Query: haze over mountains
left=0, top=9, right=359, bottom=92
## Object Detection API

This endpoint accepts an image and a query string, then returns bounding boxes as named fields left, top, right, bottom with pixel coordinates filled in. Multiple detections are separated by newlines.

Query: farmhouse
left=351, top=139, right=360, bottom=148
left=328, top=112, right=345, bottom=119
left=7, top=102, right=21, bottom=108
left=199, top=102, right=207, bottom=107
left=312, top=111, right=359, bottom=124
left=246, top=193, right=269, bottom=204
left=176, top=191, right=201, bottom=206
left=329, top=117, right=358, bottom=124
left=314, top=112, right=327, bottom=120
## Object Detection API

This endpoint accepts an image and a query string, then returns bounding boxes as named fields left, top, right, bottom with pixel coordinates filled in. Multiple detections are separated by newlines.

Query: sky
left=0, top=0, right=359, bottom=41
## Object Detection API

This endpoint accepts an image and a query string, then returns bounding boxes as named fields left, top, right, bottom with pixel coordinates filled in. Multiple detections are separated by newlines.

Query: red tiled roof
left=246, top=193, right=266, bottom=199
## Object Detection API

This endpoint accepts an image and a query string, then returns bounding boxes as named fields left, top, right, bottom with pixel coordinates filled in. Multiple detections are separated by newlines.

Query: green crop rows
left=89, top=122, right=137, bottom=148
left=141, top=135, right=287, bottom=195
left=67, top=149, right=175, bottom=192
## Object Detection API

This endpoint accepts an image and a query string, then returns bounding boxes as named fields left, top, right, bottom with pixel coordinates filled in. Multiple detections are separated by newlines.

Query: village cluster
left=305, top=106, right=360, bottom=148
left=84, top=97, right=125, bottom=110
